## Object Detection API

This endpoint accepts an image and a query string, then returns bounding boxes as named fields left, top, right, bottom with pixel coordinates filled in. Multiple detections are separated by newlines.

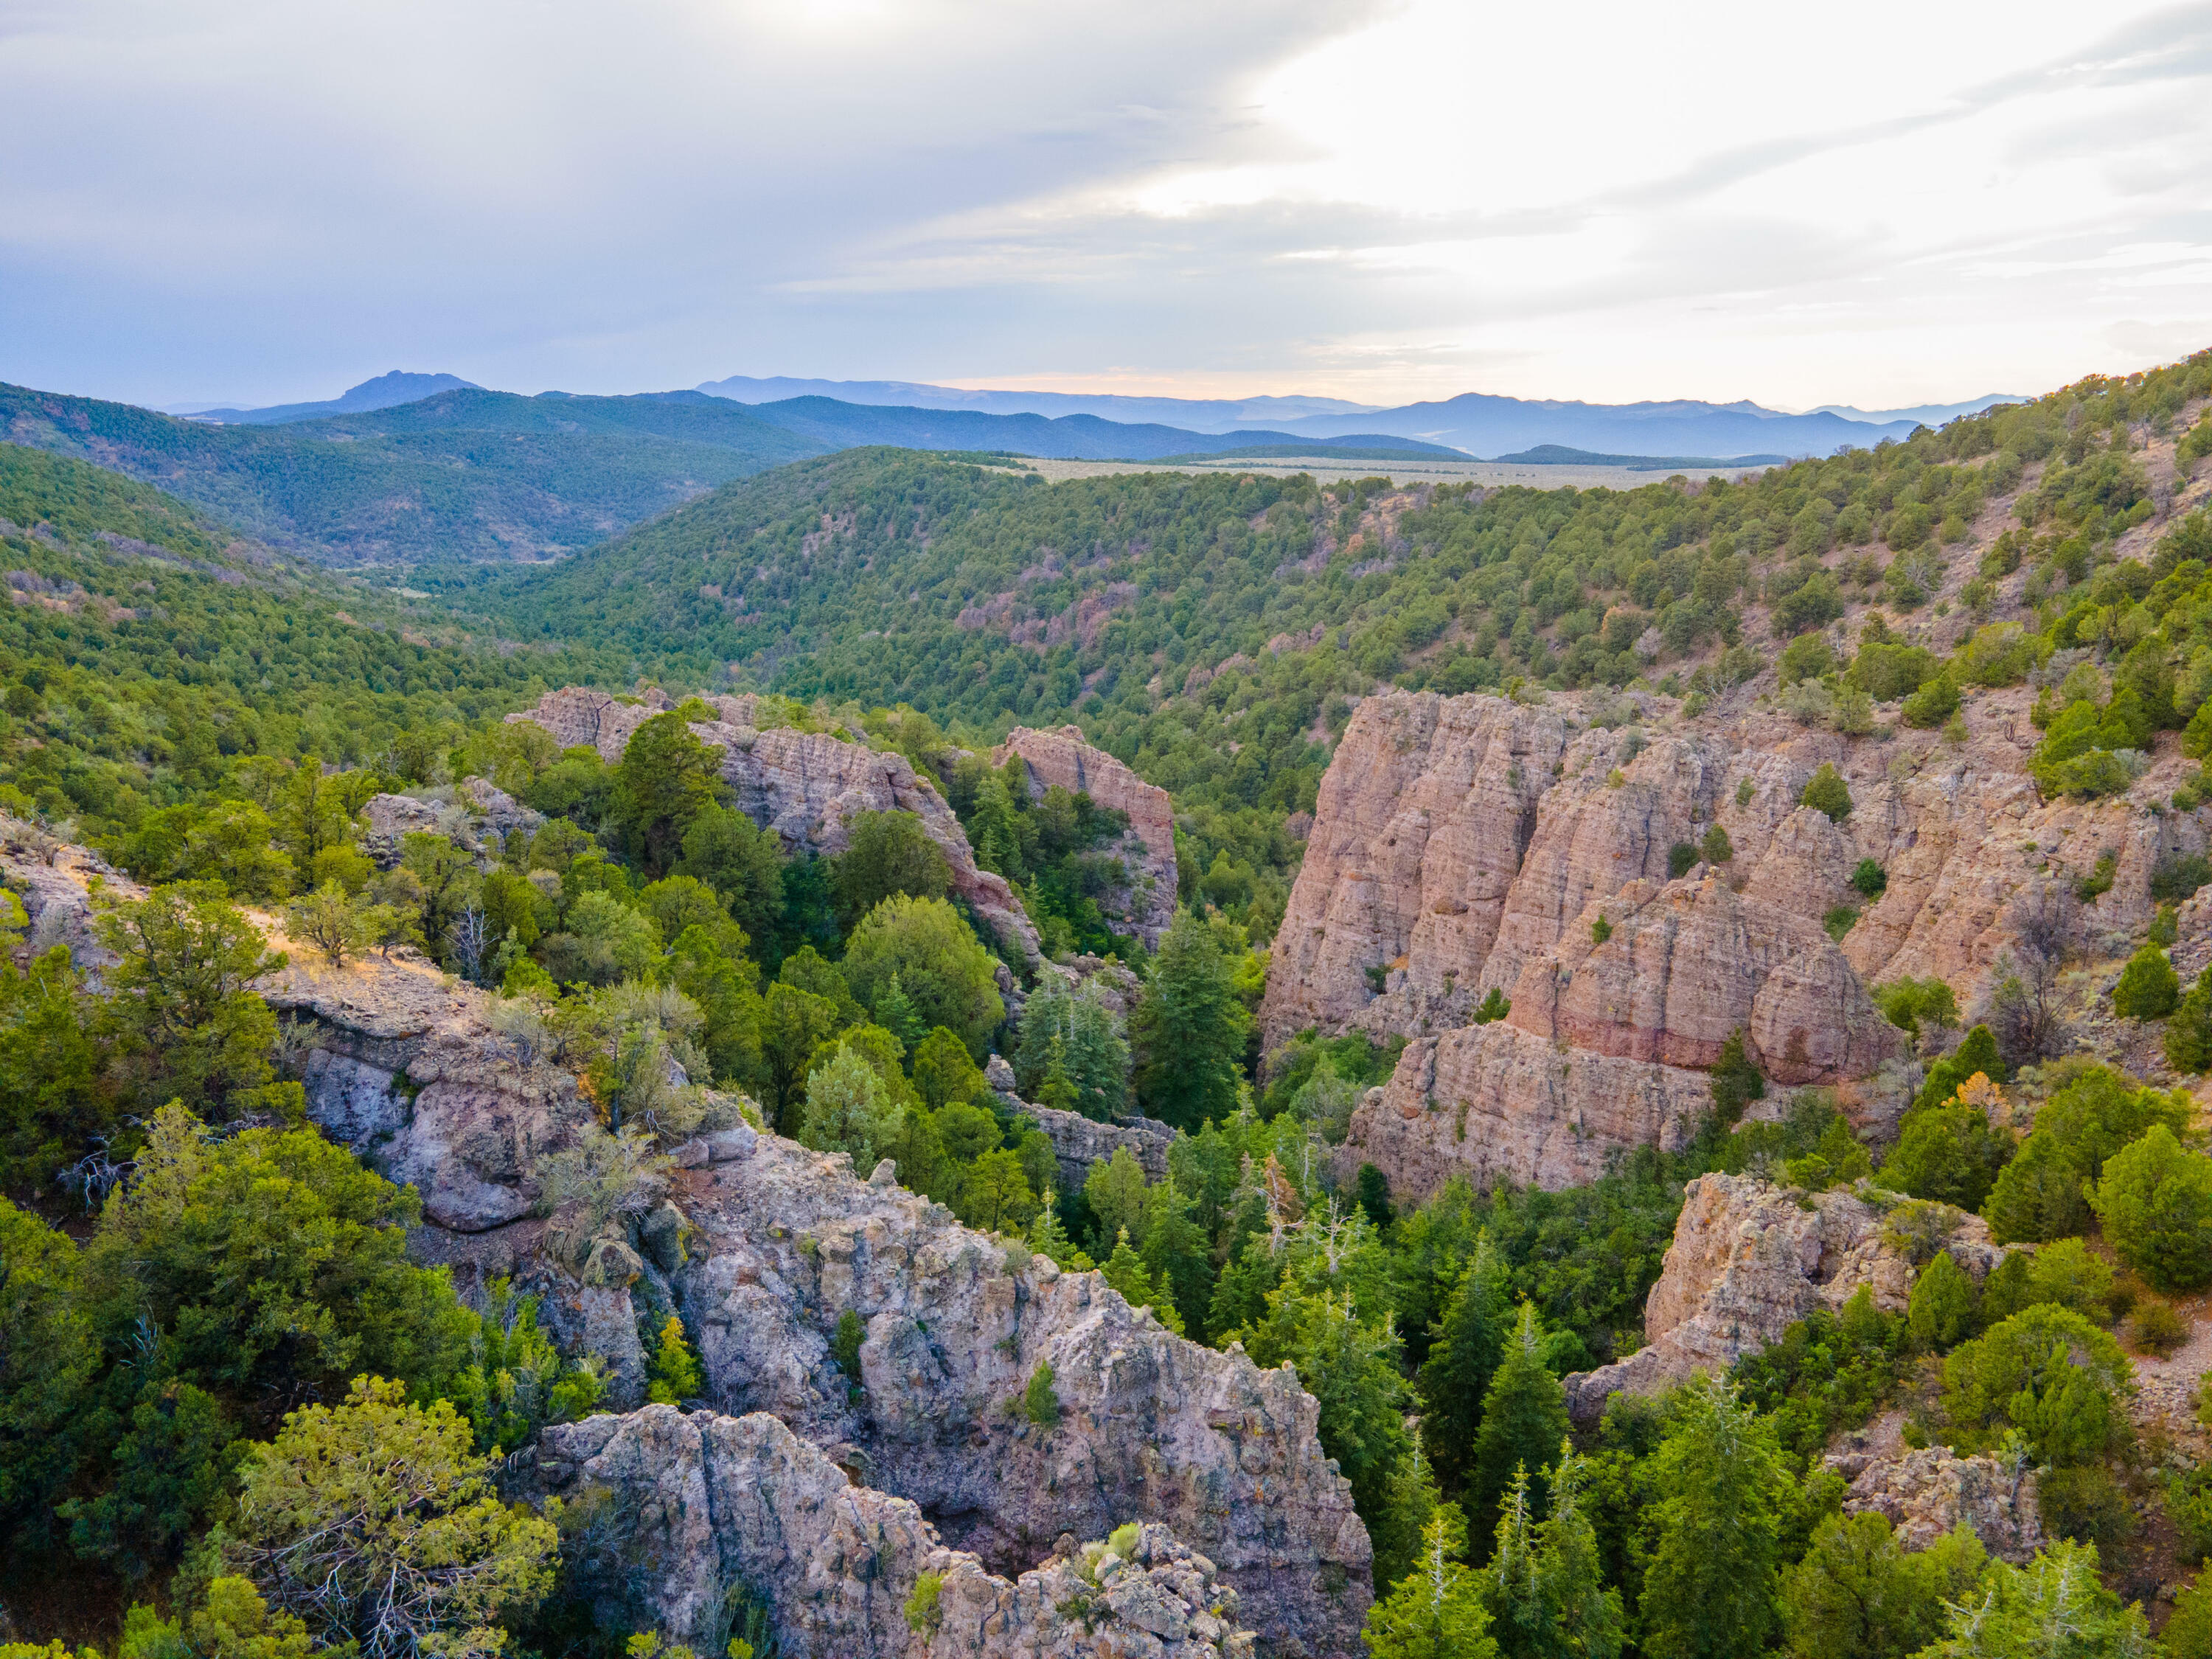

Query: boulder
left=1829, top=1445, right=2043, bottom=1563
left=995, top=726, right=1179, bottom=947
left=527, top=1406, right=1259, bottom=1658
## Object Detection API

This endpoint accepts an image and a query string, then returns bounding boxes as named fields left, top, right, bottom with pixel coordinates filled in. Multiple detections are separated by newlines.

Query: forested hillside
left=0, top=383, right=823, bottom=563
left=7, top=353, right=2212, bottom=1659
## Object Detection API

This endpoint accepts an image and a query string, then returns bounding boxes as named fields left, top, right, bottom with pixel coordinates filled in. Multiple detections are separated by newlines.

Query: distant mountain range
left=731, top=396, right=1467, bottom=462
left=700, top=376, right=1961, bottom=459
left=1495, top=444, right=1791, bottom=470
left=1806, top=395, right=2027, bottom=425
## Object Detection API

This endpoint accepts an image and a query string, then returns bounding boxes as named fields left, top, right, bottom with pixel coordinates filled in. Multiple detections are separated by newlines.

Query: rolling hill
left=0, top=383, right=824, bottom=563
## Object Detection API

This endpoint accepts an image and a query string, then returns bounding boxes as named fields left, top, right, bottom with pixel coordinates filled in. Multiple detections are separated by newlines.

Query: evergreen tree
left=1980, top=1130, right=2091, bottom=1244
left=1779, top=1512, right=1986, bottom=1659
left=1140, top=1175, right=1214, bottom=1336
left=1283, top=1288, right=1411, bottom=1524
left=1641, top=1377, right=1787, bottom=1659
left=1132, top=908, right=1248, bottom=1130
left=874, top=972, right=927, bottom=1055
left=1371, top=1441, right=1455, bottom=1593
left=1363, top=1509, right=1499, bottom=1659
left=1035, top=1032, right=1081, bottom=1113
left=647, top=1315, right=703, bottom=1404
left=1100, top=1229, right=1185, bottom=1334
left=2168, top=966, right=2212, bottom=1074
left=608, top=711, right=727, bottom=878
left=1906, top=1251, right=1980, bottom=1352
left=2111, top=942, right=2180, bottom=1019
left=1484, top=1448, right=1624, bottom=1659
left=1470, top=1304, right=1571, bottom=1541
left=1014, top=984, right=1130, bottom=1121
left=1420, top=1235, right=1512, bottom=1493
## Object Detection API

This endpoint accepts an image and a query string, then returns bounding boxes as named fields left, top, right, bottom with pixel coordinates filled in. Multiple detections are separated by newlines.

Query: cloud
left=1, top=0, right=2206, bottom=408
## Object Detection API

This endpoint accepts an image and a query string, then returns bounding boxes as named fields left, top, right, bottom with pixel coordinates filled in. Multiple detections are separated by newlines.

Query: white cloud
left=1, top=0, right=2205, bottom=408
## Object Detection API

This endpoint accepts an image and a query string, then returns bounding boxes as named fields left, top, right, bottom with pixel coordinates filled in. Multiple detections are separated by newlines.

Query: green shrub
left=1709, top=1028, right=1764, bottom=1121
left=1900, top=677, right=1961, bottom=729
left=2073, top=852, right=2116, bottom=902
left=2170, top=967, right=2212, bottom=1073
left=2092, top=1124, right=2212, bottom=1290
left=1669, top=841, right=1699, bottom=879
left=1700, top=823, right=1733, bottom=864
left=1023, top=1360, right=1060, bottom=1428
left=2111, top=944, right=2179, bottom=1020
left=1980, top=1133, right=2090, bottom=1245
left=1851, top=860, right=1888, bottom=898
left=1800, top=764, right=1853, bottom=821
left=2129, top=1300, right=2188, bottom=1357
left=904, top=1571, right=944, bottom=1635
left=1872, top=977, right=1958, bottom=1043
left=1941, top=1304, right=2131, bottom=1464
left=1879, top=1101, right=2012, bottom=1213
left=1906, top=1251, right=1980, bottom=1352
left=832, top=1309, right=866, bottom=1385
left=1472, top=987, right=1511, bottom=1024
left=2152, top=852, right=2212, bottom=905
left=1591, top=914, right=1612, bottom=945
left=1823, top=905, right=1860, bottom=942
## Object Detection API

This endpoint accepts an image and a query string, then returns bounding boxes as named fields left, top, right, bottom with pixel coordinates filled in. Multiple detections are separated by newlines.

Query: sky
left=3, top=0, right=2209, bottom=412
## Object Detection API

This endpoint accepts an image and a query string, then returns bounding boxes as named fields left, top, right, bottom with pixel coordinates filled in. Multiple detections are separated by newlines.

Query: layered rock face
left=532, top=1406, right=1259, bottom=1659
left=1334, top=1022, right=1712, bottom=1195
left=1562, top=1174, right=2003, bottom=1420
left=669, top=1130, right=1374, bottom=1656
left=1278, top=686, right=2202, bottom=1199
left=995, top=725, right=1180, bottom=947
left=1506, top=874, right=1905, bottom=1083
left=1263, top=695, right=1569, bottom=1040
left=509, top=686, right=1037, bottom=957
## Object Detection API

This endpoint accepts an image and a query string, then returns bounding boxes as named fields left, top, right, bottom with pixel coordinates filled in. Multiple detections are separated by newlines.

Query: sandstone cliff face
left=1333, top=1022, right=1711, bottom=1197
left=531, top=1406, right=1259, bottom=1658
left=1274, top=686, right=2207, bottom=1198
left=1562, top=1174, right=2003, bottom=1420
left=1262, top=694, right=1568, bottom=1041
left=995, top=726, right=1180, bottom=947
left=509, top=687, right=1037, bottom=958
left=669, top=1129, right=1373, bottom=1656
left=1506, top=874, right=1905, bottom=1084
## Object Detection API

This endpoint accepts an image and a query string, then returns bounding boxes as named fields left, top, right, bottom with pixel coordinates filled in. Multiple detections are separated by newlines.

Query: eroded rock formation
left=987, top=1052, right=1175, bottom=1190
left=669, top=1130, right=1373, bottom=1654
left=1333, top=1022, right=1711, bottom=1197
left=996, top=725, right=1180, bottom=947
left=1563, top=1173, right=2003, bottom=1421
left=532, top=1406, right=1259, bottom=1658
left=509, top=687, right=1037, bottom=957
left=1276, top=686, right=2205, bottom=1198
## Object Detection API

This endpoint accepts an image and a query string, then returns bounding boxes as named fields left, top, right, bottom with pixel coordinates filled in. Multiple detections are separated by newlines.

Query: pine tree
left=1528, top=1446, right=1624, bottom=1659
left=1131, top=908, right=1248, bottom=1130
left=1371, top=1441, right=1455, bottom=1593
left=1641, top=1377, right=1786, bottom=1659
left=1364, top=1509, right=1500, bottom=1659
left=1906, top=1251, right=1980, bottom=1352
left=1420, top=1234, right=1511, bottom=1493
left=1470, top=1304, right=1571, bottom=1541
left=874, top=971, right=927, bottom=1055
left=1100, top=1228, right=1186, bottom=1334
left=1036, top=1032, right=1081, bottom=1113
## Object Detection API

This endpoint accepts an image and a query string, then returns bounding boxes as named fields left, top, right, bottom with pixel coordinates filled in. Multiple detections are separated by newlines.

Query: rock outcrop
left=1563, top=1173, right=2003, bottom=1421
left=1334, top=1021, right=1712, bottom=1198
left=995, top=726, right=1180, bottom=947
left=530, top=1406, right=1259, bottom=1658
left=1829, top=1445, right=2043, bottom=1563
left=1263, top=694, right=1570, bottom=1040
left=669, top=1129, right=1373, bottom=1655
left=986, top=1053, right=1175, bottom=1190
left=509, top=687, right=1037, bottom=958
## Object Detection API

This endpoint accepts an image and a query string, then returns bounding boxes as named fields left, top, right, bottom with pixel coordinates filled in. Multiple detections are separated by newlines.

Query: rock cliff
left=1562, top=1173, right=2003, bottom=1421
left=1279, top=686, right=2206, bottom=1197
left=531, top=1406, right=1259, bottom=1658
left=509, top=687, right=1037, bottom=958
left=987, top=1052, right=1175, bottom=1190
left=995, top=726, right=1180, bottom=947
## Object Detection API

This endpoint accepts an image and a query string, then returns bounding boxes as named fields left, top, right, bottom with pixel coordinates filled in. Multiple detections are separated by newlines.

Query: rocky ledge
left=1563, top=1173, right=2003, bottom=1421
